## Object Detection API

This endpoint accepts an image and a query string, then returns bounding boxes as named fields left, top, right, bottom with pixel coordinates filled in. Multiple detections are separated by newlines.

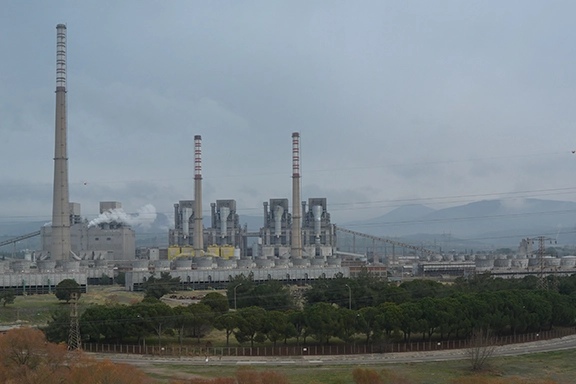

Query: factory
left=40, top=201, right=136, bottom=261
left=4, top=25, right=576, bottom=295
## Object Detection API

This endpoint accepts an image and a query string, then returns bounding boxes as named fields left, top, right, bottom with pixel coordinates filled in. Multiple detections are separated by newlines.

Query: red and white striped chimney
left=194, top=135, right=204, bottom=255
left=291, top=132, right=302, bottom=258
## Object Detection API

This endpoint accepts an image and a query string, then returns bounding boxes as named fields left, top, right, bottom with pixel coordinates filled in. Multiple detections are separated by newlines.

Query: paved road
left=90, top=334, right=576, bottom=367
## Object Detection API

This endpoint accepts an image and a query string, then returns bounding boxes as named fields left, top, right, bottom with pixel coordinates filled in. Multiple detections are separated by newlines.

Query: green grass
left=141, top=349, right=576, bottom=384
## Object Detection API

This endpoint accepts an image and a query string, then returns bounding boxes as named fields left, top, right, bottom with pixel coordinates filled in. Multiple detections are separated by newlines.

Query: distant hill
left=340, top=198, right=576, bottom=248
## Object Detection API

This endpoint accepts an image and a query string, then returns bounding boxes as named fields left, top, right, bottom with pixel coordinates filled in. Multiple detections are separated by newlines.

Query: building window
left=95, top=237, right=99, bottom=241
left=107, top=237, right=111, bottom=241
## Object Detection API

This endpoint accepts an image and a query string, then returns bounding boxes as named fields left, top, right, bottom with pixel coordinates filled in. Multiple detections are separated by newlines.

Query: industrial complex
left=1, top=25, right=576, bottom=294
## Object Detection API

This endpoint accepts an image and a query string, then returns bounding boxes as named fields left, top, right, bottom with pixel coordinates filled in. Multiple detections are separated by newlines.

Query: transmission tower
left=527, top=236, right=556, bottom=290
left=68, top=291, right=81, bottom=350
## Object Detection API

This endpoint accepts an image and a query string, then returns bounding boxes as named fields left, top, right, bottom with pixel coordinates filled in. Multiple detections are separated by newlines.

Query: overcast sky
left=2, top=1, right=576, bottom=226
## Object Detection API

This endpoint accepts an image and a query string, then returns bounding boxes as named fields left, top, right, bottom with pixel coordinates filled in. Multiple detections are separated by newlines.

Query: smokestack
left=51, top=24, right=71, bottom=261
left=291, top=132, right=302, bottom=258
left=194, top=135, right=204, bottom=255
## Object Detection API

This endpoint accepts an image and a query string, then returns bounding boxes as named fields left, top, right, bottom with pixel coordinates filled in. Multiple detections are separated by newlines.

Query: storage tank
left=528, top=258, right=540, bottom=267
left=310, top=258, right=325, bottom=266
left=173, top=259, right=192, bottom=270
left=221, top=245, right=235, bottom=259
left=168, top=247, right=181, bottom=260
left=494, top=259, right=511, bottom=268
left=453, top=254, right=465, bottom=262
left=475, top=259, right=494, bottom=270
left=544, top=257, right=561, bottom=268
left=237, top=258, right=253, bottom=268
left=180, top=246, right=195, bottom=257
left=275, top=258, right=290, bottom=268
left=292, top=258, right=310, bottom=267
left=217, top=258, right=236, bottom=269
left=326, top=257, right=342, bottom=267
left=511, top=259, right=529, bottom=268
left=255, top=258, right=274, bottom=268
left=194, top=257, right=213, bottom=270
left=207, top=245, right=220, bottom=257
left=233, top=247, right=241, bottom=259
left=131, top=260, right=149, bottom=271
left=37, top=260, right=57, bottom=272
left=0, top=261, right=8, bottom=273
left=561, top=256, right=576, bottom=267
left=11, top=260, right=32, bottom=273
left=152, top=260, right=171, bottom=271
left=59, top=261, right=80, bottom=272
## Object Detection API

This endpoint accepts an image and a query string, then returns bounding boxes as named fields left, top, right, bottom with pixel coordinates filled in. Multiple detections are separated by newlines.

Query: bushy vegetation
left=41, top=272, right=576, bottom=349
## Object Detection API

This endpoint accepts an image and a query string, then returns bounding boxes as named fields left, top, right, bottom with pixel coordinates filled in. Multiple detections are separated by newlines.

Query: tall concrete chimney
left=291, top=132, right=302, bottom=258
left=51, top=24, right=71, bottom=261
left=193, top=135, right=204, bottom=255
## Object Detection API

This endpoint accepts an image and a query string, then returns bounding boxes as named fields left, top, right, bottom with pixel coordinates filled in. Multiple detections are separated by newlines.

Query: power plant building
left=41, top=201, right=136, bottom=261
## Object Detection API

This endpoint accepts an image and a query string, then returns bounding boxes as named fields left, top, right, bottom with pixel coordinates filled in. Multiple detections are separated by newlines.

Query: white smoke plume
left=88, top=204, right=157, bottom=229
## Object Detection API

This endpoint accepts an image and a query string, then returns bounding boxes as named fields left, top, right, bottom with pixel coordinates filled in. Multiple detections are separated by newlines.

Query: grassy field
left=141, top=349, right=576, bottom=383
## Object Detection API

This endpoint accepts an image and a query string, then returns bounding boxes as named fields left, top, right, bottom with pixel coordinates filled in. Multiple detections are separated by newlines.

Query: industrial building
left=41, top=202, right=136, bottom=261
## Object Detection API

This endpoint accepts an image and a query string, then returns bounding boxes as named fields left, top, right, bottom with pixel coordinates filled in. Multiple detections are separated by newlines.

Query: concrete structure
left=291, top=132, right=302, bottom=259
left=194, top=135, right=204, bottom=256
left=41, top=202, right=136, bottom=261
left=206, top=199, right=246, bottom=254
left=302, top=198, right=337, bottom=258
left=51, top=24, right=71, bottom=261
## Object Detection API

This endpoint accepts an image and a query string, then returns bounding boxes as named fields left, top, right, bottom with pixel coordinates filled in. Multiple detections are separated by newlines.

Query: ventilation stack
left=51, top=24, right=71, bottom=261
left=193, top=135, right=204, bottom=255
left=291, top=132, right=302, bottom=258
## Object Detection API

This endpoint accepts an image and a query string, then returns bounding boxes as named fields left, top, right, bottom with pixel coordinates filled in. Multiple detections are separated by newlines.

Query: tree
left=55, top=279, right=82, bottom=303
left=0, top=289, right=15, bottom=307
left=187, top=303, right=215, bottom=343
left=226, top=274, right=255, bottom=309
left=214, top=312, right=240, bottom=347
left=467, top=328, right=496, bottom=371
left=235, top=306, right=267, bottom=347
left=201, top=292, right=229, bottom=315
left=43, top=308, right=71, bottom=343
left=142, top=272, right=181, bottom=299
left=132, top=301, right=174, bottom=347
left=304, top=302, right=339, bottom=345
left=263, top=310, right=288, bottom=347
left=248, top=280, right=294, bottom=311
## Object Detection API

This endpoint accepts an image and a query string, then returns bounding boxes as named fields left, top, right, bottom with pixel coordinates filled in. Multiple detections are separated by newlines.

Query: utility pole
left=68, top=291, right=81, bottom=350
left=527, top=236, right=556, bottom=290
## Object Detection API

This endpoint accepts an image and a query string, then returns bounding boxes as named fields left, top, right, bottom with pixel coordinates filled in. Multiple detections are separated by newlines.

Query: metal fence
left=82, top=327, right=576, bottom=357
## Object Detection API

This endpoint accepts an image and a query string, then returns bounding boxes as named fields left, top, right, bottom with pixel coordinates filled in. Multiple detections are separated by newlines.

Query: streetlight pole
left=234, top=283, right=243, bottom=310
left=345, top=283, right=351, bottom=310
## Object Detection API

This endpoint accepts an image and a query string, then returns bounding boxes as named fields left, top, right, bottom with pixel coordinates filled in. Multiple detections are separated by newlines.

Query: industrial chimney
left=193, top=135, right=204, bottom=255
left=51, top=24, right=71, bottom=261
left=291, top=132, right=302, bottom=258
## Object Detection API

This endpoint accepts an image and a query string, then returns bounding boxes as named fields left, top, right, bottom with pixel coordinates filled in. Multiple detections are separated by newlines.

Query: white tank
left=59, top=261, right=80, bottom=272
left=561, top=256, right=576, bottom=267
left=544, top=257, right=561, bottom=267
left=237, top=258, right=253, bottom=268
left=0, top=261, right=8, bottom=273
left=528, top=258, right=540, bottom=267
left=475, top=259, right=494, bottom=269
left=465, top=254, right=476, bottom=261
left=442, top=254, right=454, bottom=262
left=217, top=258, right=235, bottom=269
left=326, top=257, right=342, bottom=267
left=292, top=258, right=310, bottom=267
left=310, top=258, right=325, bottom=266
left=37, top=260, right=57, bottom=272
left=453, top=254, right=465, bottom=262
left=152, top=260, right=171, bottom=271
left=274, top=258, right=289, bottom=268
left=233, top=247, right=241, bottom=259
left=494, top=259, right=511, bottom=268
left=173, top=259, right=192, bottom=270
left=255, top=258, right=274, bottom=268
left=194, top=257, right=213, bottom=270
left=511, top=259, right=529, bottom=268
left=11, top=260, right=32, bottom=273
